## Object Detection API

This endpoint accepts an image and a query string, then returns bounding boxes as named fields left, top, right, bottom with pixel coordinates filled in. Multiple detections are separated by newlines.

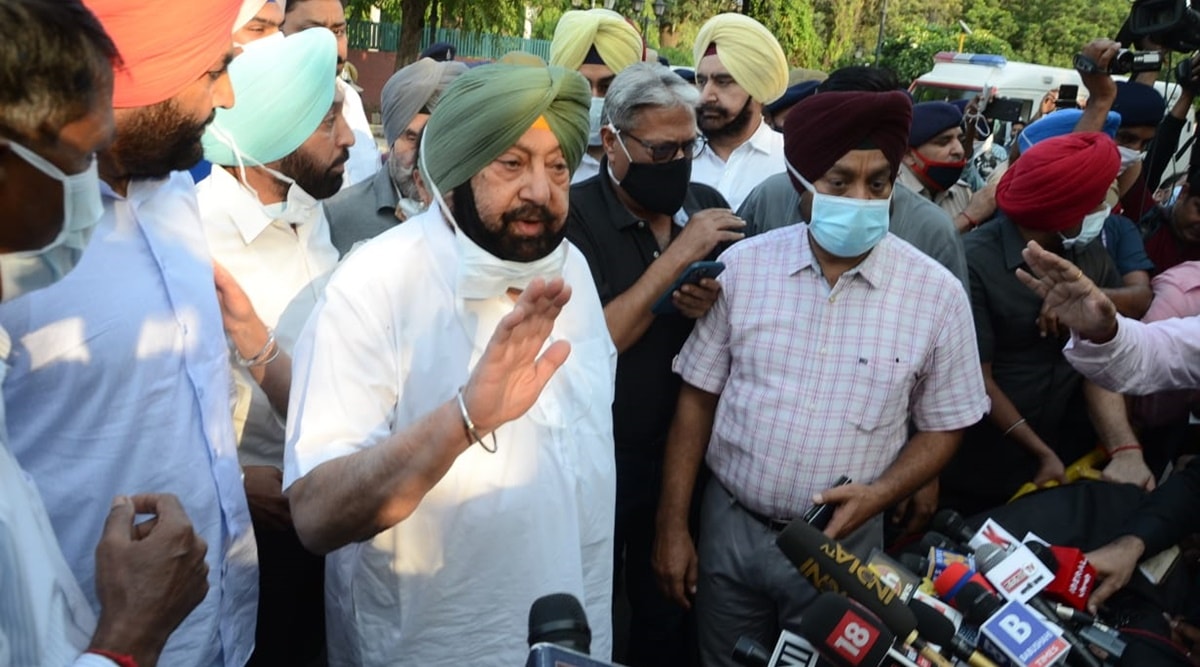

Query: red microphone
left=1027, top=542, right=1096, bottom=611
left=932, top=561, right=996, bottom=610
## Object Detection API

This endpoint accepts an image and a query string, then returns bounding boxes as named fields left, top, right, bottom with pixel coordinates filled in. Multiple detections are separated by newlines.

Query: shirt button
left=653, top=251, right=660, bottom=258
left=637, top=221, right=646, bottom=228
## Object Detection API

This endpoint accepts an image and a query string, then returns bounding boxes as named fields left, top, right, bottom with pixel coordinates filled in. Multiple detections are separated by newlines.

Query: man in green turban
left=284, top=63, right=618, bottom=667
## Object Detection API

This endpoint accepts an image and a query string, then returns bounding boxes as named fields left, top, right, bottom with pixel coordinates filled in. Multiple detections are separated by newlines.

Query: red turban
left=996, top=132, right=1119, bottom=232
left=84, top=0, right=242, bottom=108
left=783, top=91, right=913, bottom=188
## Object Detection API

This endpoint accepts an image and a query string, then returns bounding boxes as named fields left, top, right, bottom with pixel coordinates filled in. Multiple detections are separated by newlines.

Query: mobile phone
left=1055, top=84, right=1079, bottom=110
left=803, top=475, right=851, bottom=530
left=651, top=260, right=725, bottom=315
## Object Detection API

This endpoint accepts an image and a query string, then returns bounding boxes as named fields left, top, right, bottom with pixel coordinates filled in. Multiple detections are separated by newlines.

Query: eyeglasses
left=614, top=128, right=705, bottom=163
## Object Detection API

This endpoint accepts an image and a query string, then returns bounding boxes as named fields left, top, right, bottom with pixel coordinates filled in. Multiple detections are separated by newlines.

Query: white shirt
left=0, top=172, right=258, bottom=667
left=691, top=117, right=785, bottom=211
left=0, top=325, right=120, bottom=667
left=198, top=167, right=339, bottom=467
left=571, top=151, right=601, bottom=184
left=284, top=207, right=617, bottom=667
left=339, top=79, right=380, bottom=189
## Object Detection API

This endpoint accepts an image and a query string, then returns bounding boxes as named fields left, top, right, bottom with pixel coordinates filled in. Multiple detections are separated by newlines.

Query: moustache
left=698, top=103, right=729, bottom=116
left=501, top=204, right=556, bottom=226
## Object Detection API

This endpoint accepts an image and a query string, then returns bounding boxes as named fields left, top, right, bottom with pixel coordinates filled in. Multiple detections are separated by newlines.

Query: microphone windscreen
left=797, top=593, right=894, bottom=667
left=776, top=520, right=917, bottom=638
left=955, top=581, right=1004, bottom=625
left=908, top=598, right=956, bottom=646
left=528, top=593, right=591, bottom=654
left=1025, top=541, right=1059, bottom=570
left=973, top=544, right=1007, bottom=573
left=900, top=553, right=929, bottom=577
left=919, top=531, right=960, bottom=553
left=930, top=509, right=974, bottom=545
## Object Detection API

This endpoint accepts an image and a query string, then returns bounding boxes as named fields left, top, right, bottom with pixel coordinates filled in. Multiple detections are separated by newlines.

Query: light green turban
left=421, top=64, right=590, bottom=193
left=202, top=28, right=337, bottom=166
left=694, top=13, right=789, bottom=105
left=550, top=9, right=643, bottom=73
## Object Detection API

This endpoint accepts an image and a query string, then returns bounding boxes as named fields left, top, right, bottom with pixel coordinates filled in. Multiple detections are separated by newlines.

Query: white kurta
left=284, top=207, right=617, bottom=667
left=338, top=79, right=381, bottom=189
left=197, top=167, right=339, bottom=466
left=0, top=172, right=258, bottom=667
left=691, top=117, right=785, bottom=211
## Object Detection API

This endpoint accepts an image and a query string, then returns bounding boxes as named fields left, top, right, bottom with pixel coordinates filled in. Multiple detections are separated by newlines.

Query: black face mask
left=615, top=157, right=692, bottom=215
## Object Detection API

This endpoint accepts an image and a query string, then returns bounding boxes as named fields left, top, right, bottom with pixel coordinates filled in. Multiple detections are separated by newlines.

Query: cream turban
left=421, top=64, right=590, bottom=193
left=380, top=58, right=469, bottom=147
left=693, top=13, right=789, bottom=104
left=549, top=9, right=643, bottom=73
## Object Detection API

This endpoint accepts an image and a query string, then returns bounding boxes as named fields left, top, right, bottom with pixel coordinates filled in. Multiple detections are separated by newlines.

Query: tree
left=873, top=23, right=1011, bottom=85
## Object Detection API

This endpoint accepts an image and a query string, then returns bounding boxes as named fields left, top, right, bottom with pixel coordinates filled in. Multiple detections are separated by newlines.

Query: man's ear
left=600, top=124, right=618, bottom=162
left=901, top=148, right=919, bottom=168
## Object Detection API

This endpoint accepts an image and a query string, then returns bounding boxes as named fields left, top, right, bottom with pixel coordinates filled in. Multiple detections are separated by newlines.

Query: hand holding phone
left=651, top=260, right=725, bottom=315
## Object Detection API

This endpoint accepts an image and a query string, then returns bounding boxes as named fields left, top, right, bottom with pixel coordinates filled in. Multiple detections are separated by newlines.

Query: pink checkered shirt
left=675, top=224, right=989, bottom=519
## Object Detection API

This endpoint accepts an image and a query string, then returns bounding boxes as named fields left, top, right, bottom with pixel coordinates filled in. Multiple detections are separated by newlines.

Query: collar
left=998, top=215, right=1029, bottom=271
left=371, top=164, right=400, bottom=214
left=896, top=164, right=930, bottom=198
left=208, top=167, right=275, bottom=243
left=745, top=117, right=780, bottom=156
left=788, top=223, right=890, bottom=288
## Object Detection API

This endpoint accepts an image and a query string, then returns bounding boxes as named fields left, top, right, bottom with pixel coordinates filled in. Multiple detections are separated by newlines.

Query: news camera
left=1126, top=0, right=1200, bottom=52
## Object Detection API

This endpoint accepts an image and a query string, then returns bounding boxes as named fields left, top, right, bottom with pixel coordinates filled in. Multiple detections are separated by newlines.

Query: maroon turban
left=784, top=90, right=913, bottom=188
left=996, top=132, right=1119, bottom=232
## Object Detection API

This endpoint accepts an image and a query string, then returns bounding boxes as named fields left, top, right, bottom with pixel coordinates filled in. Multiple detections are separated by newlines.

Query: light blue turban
left=1018, top=109, right=1121, bottom=153
left=202, top=28, right=338, bottom=166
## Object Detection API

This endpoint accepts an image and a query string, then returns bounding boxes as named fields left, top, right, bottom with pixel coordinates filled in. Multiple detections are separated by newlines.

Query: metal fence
left=348, top=21, right=552, bottom=61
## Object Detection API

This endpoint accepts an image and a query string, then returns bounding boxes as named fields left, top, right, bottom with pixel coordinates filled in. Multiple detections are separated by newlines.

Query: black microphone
left=776, top=520, right=918, bottom=639
left=909, top=598, right=999, bottom=667
left=954, top=581, right=1005, bottom=626
left=920, top=530, right=966, bottom=554
left=930, top=509, right=976, bottom=547
left=731, top=637, right=771, bottom=667
left=528, top=593, right=592, bottom=654
left=900, top=553, right=930, bottom=578
left=796, top=593, right=899, bottom=667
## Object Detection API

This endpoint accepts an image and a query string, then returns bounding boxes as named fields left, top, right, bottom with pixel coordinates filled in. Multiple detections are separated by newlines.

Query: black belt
left=736, top=501, right=794, bottom=532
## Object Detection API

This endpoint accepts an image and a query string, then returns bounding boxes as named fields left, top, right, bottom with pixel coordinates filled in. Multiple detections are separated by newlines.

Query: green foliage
left=657, top=45, right=692, bottom=67
left=875, top=23, right=1011, bottom=85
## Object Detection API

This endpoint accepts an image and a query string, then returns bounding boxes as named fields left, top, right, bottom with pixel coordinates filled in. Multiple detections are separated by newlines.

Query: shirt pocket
left=845, top=356, right=915, bottom=432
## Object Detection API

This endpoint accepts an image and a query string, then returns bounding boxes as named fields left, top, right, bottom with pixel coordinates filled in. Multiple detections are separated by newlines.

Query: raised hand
left=1015, top=240, right=1118, bottom=343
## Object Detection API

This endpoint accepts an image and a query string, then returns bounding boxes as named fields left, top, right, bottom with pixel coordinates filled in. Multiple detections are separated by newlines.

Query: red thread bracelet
left=86, top=650, right=138, bottom=667
left=1108, top=444, right=1143, bottom=456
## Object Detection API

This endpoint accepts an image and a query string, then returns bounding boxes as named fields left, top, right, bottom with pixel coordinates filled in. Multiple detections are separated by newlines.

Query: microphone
left=775, top=520, right=918, bottom=638
left=1024, top=541, right=1095, bottom=612
left=900, top=553, right=930, bottom=578
left=955, top=585, right=1072, bottom=667
left=795, top=593, right=909, bottom=667
left=528, top=593, right=591, bottom=653
left=909, top=598, right=1000, bottom=667
left=732, top=637, right=771, bottom=667
left=920, top=530, right=966, bottom=553
left=930, top=509, right=976, bottom=547
left=932, top=561, right=996, bottom=609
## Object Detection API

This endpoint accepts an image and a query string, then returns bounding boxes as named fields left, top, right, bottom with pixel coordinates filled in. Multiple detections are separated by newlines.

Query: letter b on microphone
left=826, top=609, right=881, bottom=666
left=998, top=614, right=1032, bottom=643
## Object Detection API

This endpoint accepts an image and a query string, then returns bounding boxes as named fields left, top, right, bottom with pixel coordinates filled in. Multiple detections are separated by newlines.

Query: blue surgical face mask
left=788, top=161, right=890, bottom=258
left=1061, top=206, right=1109, bottom=250
left=587, top=97, right=605, bottom=147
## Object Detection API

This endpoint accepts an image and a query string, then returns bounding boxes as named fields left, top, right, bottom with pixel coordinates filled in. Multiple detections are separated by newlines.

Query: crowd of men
left=6, top=0, right=1200, bottom=666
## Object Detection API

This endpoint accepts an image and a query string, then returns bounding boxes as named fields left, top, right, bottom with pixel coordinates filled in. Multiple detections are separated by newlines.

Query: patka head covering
left=909, top=102, right=962, bottom=147
left=201, top=28, right=337, bottom=166
left=692, top=13, right=788, bottom=104
left=233, top=0, right=276, bottom=34
left=550, top=9, right=643, bottom=73
left=381, top=58, right=468, bottom=147
left=84, top=0, right=242, bottom=108
left=421, top=64, right=590, bottom=193
left=1112, top=81, right=1166, bottom=128
left=1018, top=108, right=1121, bottom=152
left=783, top=90, right=913, bottom=186
left=996, top=132, right=1120, bottom=232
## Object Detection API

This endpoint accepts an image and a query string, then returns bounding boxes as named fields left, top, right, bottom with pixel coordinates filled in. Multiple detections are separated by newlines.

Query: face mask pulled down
left=787, top=160, right=890, bottom=258
left=1061, top=206, right=1109, bottom=250
left=0, top=141, right=104, bottom=301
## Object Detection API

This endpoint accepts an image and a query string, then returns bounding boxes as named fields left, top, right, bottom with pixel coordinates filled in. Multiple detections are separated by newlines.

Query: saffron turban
left=549, top=9, right=643, bottom=73
left=421, top=64, right=590, bottom=193
left=996, top=132, right=1120, bottom=232
left=783, top=91, right=913, bottom=186
left=1112, top=81, right=1166, bottom=128
left=1018, top=109, right=1120, bottom=152
left=380, top=58, right=468, bottom=147
left=84, top=0, right=242, bottom=108
left=909, top=102, right=962, bottom=147
left=693, top=13, right=789, bottom=104
left=202, top=29, right=337, bottom=167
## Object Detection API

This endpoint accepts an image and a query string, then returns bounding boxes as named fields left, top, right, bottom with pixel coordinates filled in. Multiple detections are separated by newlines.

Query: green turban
left=421, top=64, right=590, bottom=194
left=549, top=9, right=642, bottom=73
left=202, top=28, right=337, bottom=166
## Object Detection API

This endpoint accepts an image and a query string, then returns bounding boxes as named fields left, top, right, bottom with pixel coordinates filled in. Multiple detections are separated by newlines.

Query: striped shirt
left=676, top=224, right=989, bottom=518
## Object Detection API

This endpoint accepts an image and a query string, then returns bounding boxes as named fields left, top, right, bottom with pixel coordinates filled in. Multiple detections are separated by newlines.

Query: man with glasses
left=566, top=62, right=743, bottom=666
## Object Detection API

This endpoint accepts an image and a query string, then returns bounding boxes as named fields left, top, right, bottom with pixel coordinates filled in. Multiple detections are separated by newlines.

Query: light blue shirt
left=0, top=172, right=258, bottom=667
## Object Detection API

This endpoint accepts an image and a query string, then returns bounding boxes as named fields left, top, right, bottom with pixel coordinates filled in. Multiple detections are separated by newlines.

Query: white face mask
left=0, top=141, right=103, bottom=301
left=258, top=167, right=320, bottom=225
left=417, top=132, right=568, bottom=300
left=587, top=96, right=606, bottom=148
left=1117, top=145, right=1146, bottom=175
left=1061, top=206, right=1109, bottom=250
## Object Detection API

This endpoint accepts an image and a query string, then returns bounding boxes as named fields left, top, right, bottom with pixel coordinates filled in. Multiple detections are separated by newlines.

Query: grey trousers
left=695, top=482, right=883, bottom=667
